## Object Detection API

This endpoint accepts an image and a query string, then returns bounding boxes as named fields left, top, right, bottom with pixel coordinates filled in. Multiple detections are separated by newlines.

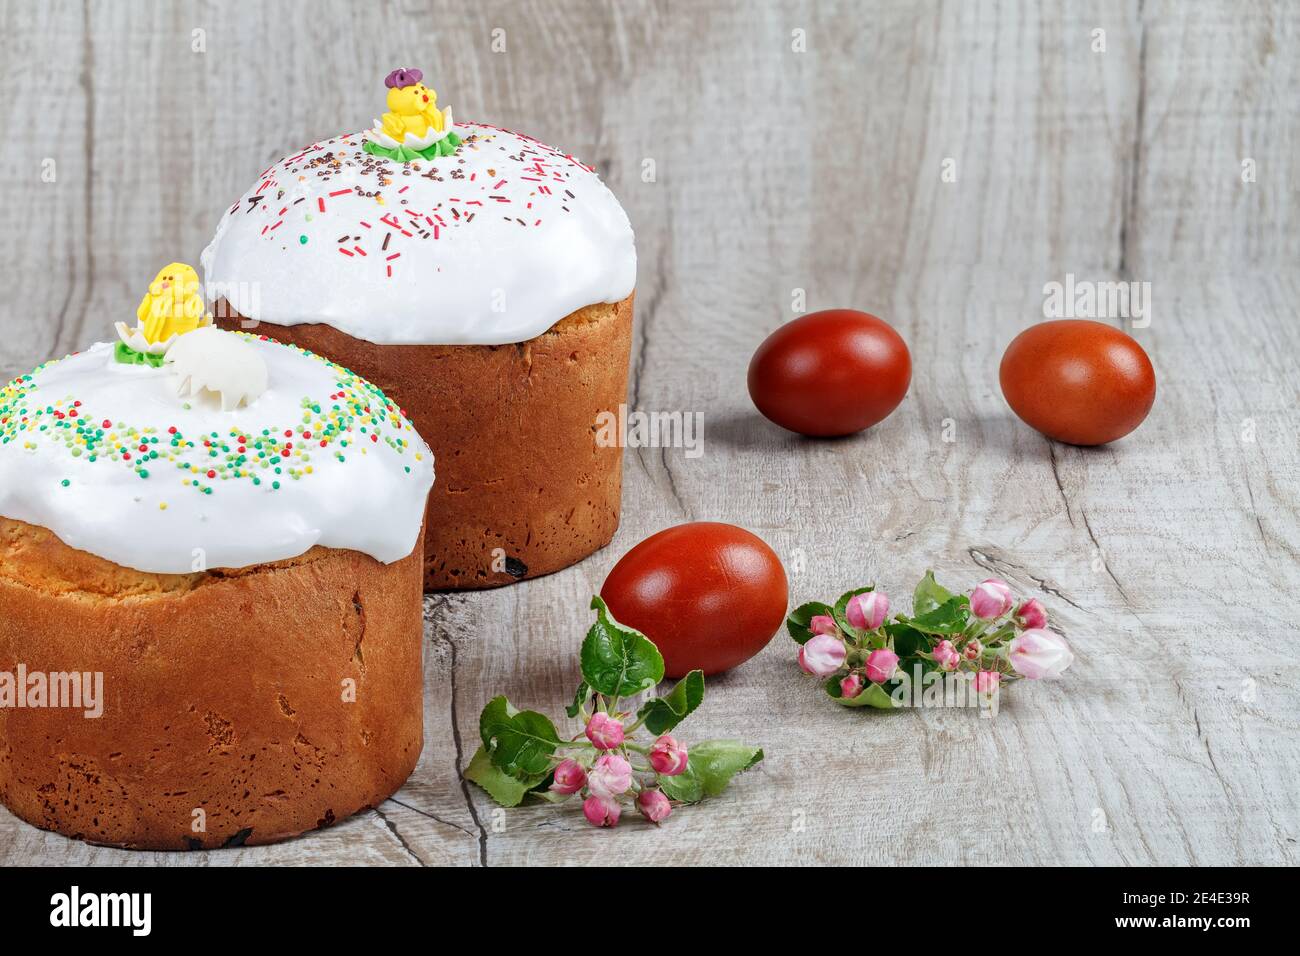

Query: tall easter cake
left=203, top=68, right=636, bottom=590
left=0, top=266, right=434, bottom=849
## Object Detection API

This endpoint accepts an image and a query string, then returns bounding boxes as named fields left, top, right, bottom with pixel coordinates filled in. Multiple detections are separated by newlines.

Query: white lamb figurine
left=166, top=327, right=268, bottom=411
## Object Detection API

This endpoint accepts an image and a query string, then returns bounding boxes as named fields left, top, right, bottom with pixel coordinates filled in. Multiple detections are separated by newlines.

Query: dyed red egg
left=600, top=522, right=788, bottom=678
left=748, top=309, right=911, bottom=437
left=1000, top=320, right=1156, bottom=446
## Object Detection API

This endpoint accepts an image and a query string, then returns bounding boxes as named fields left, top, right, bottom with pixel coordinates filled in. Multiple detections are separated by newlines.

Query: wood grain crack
left=1179, top=680, right=1233, bottom=804
left=627, top=206, right=680, bottom=515
left=1047, top=443, right=1076, bottom=527
left=77, top=1, right=95, bottom=352
left=1080, top=509, right=1133, bottom=605
left=373, top=804, right=425, bottom=866
left=627, top=216, right=668, bottom=413
left=429, top=597, right=490, bottom=867
left=1241, top=470, right=1271, bottom=555
left=1117, top=0, right=1147, bottom=277
left=384, top=795, right=477, bottom=839
left=967, top=545, right=1086, bottom=612
left=659, top=445, right=690, bottom=518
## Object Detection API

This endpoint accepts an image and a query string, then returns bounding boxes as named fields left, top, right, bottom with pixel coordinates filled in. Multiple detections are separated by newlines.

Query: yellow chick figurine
left=115, top=262, right=212, bottom=365
left=379, top=67, right=451, bottom=141
left=136, top=263, right=207, bottom=344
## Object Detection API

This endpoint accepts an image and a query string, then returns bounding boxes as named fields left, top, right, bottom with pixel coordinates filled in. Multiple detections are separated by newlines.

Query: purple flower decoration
left=384, top=68, right=423, bottom=89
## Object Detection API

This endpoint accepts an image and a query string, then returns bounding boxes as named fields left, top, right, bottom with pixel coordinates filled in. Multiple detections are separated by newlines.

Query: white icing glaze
left=201, top=123, right=636, bottom=346
left=0, top=337, right=434, bottom=574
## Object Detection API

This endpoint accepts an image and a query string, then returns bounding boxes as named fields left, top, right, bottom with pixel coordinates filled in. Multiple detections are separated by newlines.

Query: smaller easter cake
left=0, top=265, right=434, bottom=850
left=204, top=68, right=636, bottom=590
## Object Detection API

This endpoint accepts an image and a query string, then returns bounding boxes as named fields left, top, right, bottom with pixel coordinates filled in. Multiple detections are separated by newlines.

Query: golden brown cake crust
left=217, top=294, right=633, bottom=590
left=0, top=517, right=424, bottom=849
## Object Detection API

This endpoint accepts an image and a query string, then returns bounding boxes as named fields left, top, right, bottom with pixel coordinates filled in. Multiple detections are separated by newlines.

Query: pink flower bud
left=970, top=579, right=1013, bottom=619
left=583, top=794, right=621, bottom=828
left=799, top=633, right=847, bottom=678
left=963, top=639, right=982, bottom=661
left=973, top=670, right=1001, bottom=695
left=587, top=753, right=633, bottom=798
left=864, top=648, right=900, bottom=684
left=648, top=735, right=689, bottom=776
left=636, top=789, right=673, bottom=824
left=810, top=614, right=839, bottom=635
left=1009, top=629, right=1074, bottom=679
left=550, top=758, right=587, bottom=795
left=933, top=639, right=960, bottom=671
left=584, top=711, right=625, bottom=750
left=846, top=591, right=889, bottom=631
left=1014, top=598, right=1048, bottom=630
left=840, top=672, right=865, bottom=698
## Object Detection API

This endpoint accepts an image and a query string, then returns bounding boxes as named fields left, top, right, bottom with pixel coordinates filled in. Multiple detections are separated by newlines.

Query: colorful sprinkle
left=223, top=125, right=587, bottom=286
left=0, top=336, right=425, bottom=502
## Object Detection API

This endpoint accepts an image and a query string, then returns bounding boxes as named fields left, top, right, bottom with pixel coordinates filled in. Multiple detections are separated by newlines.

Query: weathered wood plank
left=1131, top=0, right=1300, bottom=271
left=0, top=1, right=94, bottom=376
left=0, top=0, right=1296, bottom=865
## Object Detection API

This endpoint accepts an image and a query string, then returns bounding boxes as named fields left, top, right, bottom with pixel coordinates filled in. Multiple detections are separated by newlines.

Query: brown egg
left=747, top=310, right=911, bottom=437
left=999, top=320, right=1156, bottom=445
left=600, top=522, right=788, bottom=678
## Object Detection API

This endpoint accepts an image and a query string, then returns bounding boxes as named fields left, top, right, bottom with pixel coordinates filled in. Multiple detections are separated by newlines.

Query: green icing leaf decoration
left=478, top=695, right=562, bottom=778
left=913, top=569, right=956, bottom=616
left=362, top=130, right=463, bottom=163
left=637, top=670, right=705, bottom=734
left=113, top=341, right=166, bottom=368
left=465, top=745, right=548, bottom=807
left=786, top=601, right=833, bottom=644
left=657, top=741, right=764, bottom=803
left=580, top=596, right=664, bottom=698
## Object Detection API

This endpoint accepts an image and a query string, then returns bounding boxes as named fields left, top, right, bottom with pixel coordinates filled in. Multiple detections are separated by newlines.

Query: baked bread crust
left=217, top=293, right=633, bottom=590
left=0, top=516, right=424, bottom=849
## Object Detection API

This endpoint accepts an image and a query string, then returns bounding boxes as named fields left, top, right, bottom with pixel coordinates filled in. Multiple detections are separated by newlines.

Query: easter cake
left=203, top=68, right=636, bottom=590
left=0, top=267, right=434, bottom=849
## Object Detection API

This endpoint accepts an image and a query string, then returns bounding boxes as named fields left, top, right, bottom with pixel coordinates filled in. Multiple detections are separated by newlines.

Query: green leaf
left=901, top=595, right=971, bottom=636
left=786, top=601, right=833, bottom=644
left=884, top=621, right=930, bottom=658
left=832, top=586, right=875, bottom=636
left=531, top=788, right=570, bottom=805
left=465, top=745, right=548, bottom=807
left=565, top=681, right=590, bottom=719
left=580, top=596, right=665, bottom=698
left=913, top=570, right=955, bottom=616
left=825, top=676, right=901, bottom=709
left=658, top=741, right=764, bottom=803
left=637, top=670, right=705, bottom=734
left=478, top=695, right=512, bottom=750
left=478, top=695, right=562, bottom=777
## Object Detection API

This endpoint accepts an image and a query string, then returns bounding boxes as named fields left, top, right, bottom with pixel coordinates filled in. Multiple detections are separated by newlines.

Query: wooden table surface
left=1, top=0, right=1297, bottom=866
